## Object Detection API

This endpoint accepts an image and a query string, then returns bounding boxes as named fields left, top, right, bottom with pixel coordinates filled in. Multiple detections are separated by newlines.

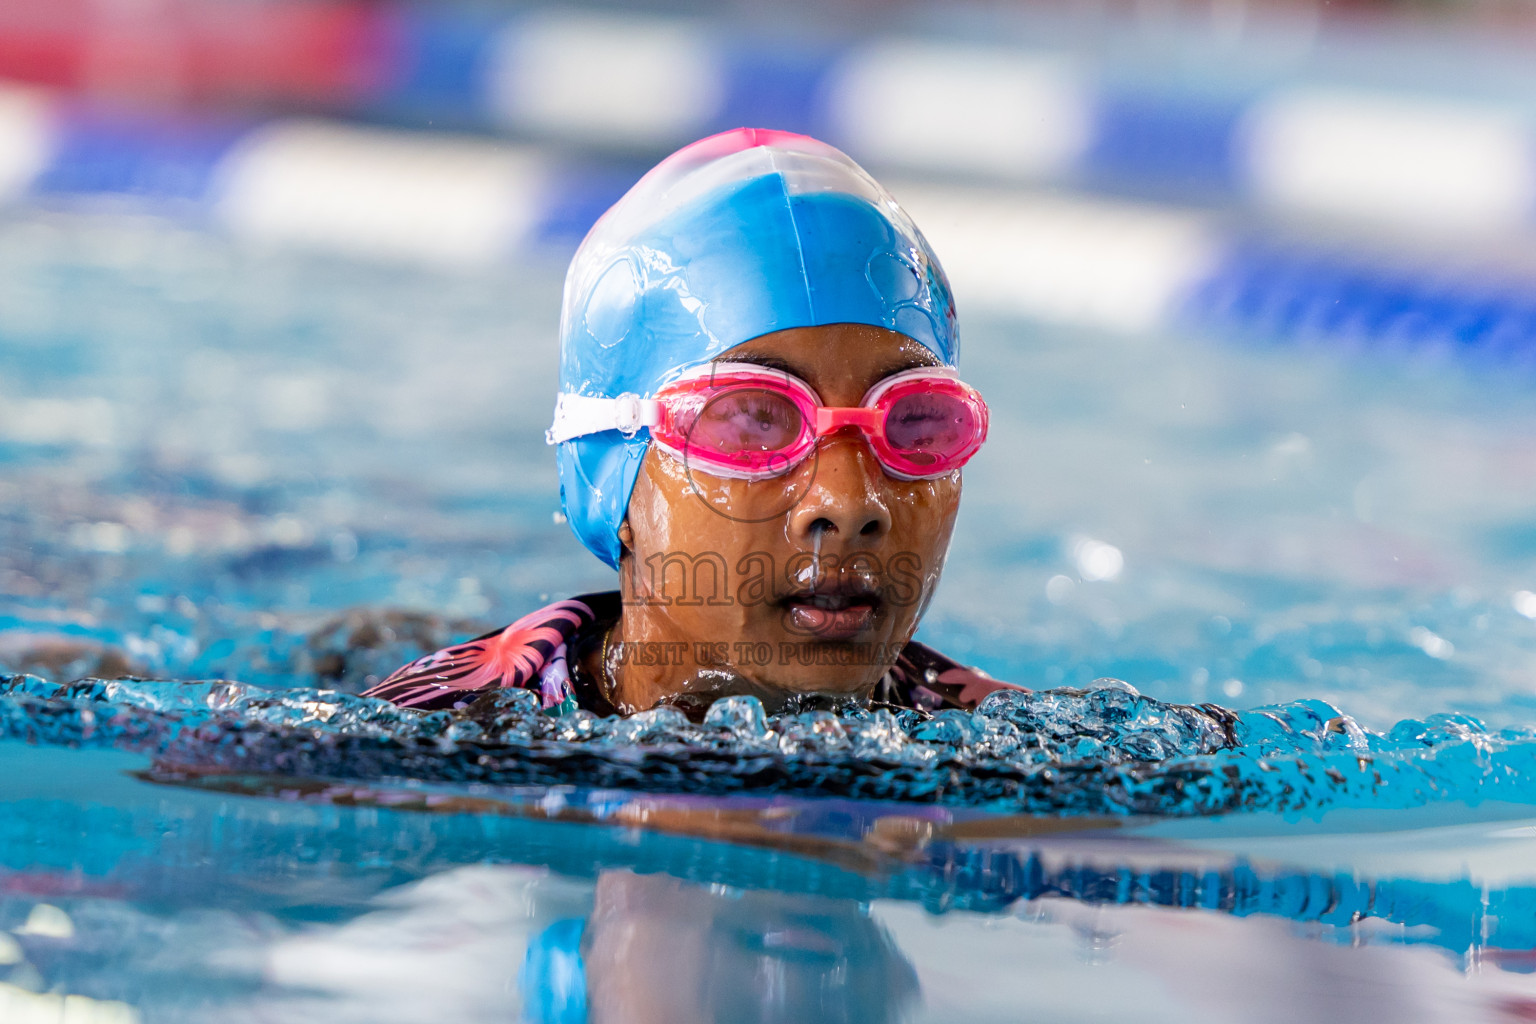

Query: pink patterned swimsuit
left=362, top=592, right=1022, bottom=715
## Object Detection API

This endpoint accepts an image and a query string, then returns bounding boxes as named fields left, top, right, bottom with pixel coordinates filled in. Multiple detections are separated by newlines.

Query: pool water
left=3, top=209, right=1536, bottom=1021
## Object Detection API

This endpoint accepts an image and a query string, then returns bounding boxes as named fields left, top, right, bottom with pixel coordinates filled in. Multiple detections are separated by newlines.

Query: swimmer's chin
left=647, top=667, right=872, bottom=719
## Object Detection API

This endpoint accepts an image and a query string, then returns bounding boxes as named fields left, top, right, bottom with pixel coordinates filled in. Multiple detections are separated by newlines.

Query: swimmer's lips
left=778, top=587, right=880, bottom=641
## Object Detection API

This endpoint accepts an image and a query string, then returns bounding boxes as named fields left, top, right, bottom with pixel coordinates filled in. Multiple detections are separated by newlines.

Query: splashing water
left=1, top=673, right=1530, bottom=819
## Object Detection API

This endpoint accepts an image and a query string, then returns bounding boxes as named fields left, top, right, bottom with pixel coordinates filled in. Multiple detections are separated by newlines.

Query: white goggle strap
left=545, top=392, right=663, bottom=445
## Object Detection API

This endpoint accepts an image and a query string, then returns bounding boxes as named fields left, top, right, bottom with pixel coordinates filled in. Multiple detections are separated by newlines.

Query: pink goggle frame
left=548, top=362, right=989, bottom=482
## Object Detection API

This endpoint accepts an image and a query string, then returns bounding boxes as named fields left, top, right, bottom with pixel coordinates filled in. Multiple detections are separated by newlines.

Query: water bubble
left=1, top=666, right=1533, bottom=820
left=608, top=705, right=691, bottom=745
left=1071, top=537, right=1124, bottom=581
left=1090, top=677, right=1139, bottom=697
left=910, top=709, right=981, bottom=750
left=702, top=695, right=768, bottom=737
left=1408, top=626, right=1454, bottom=659
left=777, top=711, right=850, bottom=756
left=1045, top=574, right=1074, bottom=604
left=330, top=530, right=358, bottom=562
left=846, top=710, right=915, bottom=761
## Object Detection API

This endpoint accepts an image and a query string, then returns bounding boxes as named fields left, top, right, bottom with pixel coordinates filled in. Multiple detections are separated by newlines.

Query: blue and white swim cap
left=552, top=128, right=959, bottom=568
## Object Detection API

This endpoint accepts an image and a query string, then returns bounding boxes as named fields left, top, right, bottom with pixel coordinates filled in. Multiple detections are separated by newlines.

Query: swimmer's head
left=552, top=128, right=958, bottom=568
left=549, top=129, right=974, bottom=706
left=522, top=870, right=919, bottom=1024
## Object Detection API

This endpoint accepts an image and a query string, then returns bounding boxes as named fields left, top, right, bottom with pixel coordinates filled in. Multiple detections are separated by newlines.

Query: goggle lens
left=653, top=364, right=986, bottom=482
left=883, top=391, right=978, bottom=469
left=692, top=388, right=805, bottom=459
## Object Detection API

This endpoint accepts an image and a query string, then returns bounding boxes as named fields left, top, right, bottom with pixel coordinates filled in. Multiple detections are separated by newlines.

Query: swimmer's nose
left=788, top=434, right=892, bottom=543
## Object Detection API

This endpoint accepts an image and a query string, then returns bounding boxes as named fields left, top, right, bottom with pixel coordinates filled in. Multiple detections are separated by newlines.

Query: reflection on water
left=6, top=858, right=1531, bottom=1024
left=575, top=872, right=917, bottom=1024
left=244, top=850, right=1536, bottom=1024
left=0, top=738, right=1528, bottom=1023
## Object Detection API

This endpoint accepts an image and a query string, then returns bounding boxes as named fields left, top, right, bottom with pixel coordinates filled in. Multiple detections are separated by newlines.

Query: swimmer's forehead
left=713, top=329, right=941, bottom=383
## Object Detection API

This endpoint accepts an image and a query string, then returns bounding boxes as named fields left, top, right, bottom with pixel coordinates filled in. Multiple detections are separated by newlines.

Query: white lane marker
left=826, top=42, right=1091, bottom=179
left=895, top=182, right=1220, bottom=332
left=1240, top=89, right=1536, bottom=234
left=212, top=120, right=546, bottom=266
left=0, top=83, right=56, bottom=203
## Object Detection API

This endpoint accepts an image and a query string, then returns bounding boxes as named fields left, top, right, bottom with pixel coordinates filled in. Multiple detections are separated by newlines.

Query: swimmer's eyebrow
left=715, top=353, right=805, bottom=377
left=877, top=351, right=941, bottom=375
left=716, top=352, right=938, bottom=380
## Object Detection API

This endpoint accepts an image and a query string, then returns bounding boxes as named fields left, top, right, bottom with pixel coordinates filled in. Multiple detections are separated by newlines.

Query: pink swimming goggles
left=548, top=362, right=989, bottom=481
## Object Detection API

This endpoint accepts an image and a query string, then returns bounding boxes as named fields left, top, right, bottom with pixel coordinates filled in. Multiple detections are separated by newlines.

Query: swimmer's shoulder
left=361, top=592, right=618, bottom=712
left=881, top=640, right=1029, bottom=713
left=364, top=590, right=1018, bottom=716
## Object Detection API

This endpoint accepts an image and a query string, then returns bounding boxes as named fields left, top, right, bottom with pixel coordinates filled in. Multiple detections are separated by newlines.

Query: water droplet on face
left=809, top=519, right=826, bottom=595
